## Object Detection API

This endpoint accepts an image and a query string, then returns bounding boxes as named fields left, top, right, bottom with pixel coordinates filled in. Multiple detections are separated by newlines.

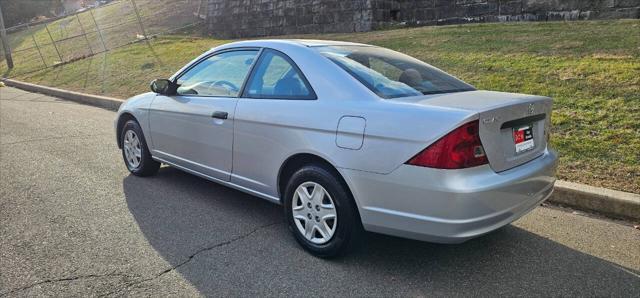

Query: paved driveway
left=1, top=86, right=639, bottom=296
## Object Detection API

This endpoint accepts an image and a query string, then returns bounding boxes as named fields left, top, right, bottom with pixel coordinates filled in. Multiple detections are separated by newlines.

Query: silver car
left=115, top=39, right=557, bottom=257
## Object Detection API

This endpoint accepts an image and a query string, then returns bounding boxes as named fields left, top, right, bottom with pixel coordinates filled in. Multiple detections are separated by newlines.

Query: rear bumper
left=340, top=148, right=558, bottom=243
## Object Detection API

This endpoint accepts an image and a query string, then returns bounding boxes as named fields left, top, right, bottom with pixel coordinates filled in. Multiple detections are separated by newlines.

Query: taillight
left=406, top=120, right=488, bottom=169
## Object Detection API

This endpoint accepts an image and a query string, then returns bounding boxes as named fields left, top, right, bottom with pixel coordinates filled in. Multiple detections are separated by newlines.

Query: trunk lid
left=392, top=90, right=552, bottom=172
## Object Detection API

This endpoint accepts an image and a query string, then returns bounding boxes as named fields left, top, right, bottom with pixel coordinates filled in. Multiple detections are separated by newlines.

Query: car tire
left=283, top=164, right=363, bottom=258
left=121, top=120, right=160, bottom=177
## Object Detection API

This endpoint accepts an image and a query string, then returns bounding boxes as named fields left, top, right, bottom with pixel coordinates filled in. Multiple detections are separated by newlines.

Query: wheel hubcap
left=123, top=130, right=142, bottom=169
left=292, top=182, right=337, bottom=244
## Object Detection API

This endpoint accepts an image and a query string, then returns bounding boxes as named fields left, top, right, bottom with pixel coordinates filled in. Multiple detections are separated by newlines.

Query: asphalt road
left=1, top=86, right=639, bottom=297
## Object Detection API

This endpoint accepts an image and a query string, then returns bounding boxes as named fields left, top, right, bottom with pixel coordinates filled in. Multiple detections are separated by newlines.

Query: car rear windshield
left=315, top=45, right=475, bottom=99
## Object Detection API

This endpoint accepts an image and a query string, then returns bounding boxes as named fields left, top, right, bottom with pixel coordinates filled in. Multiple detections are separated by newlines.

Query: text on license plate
left=513, top=125, right=534, bottom=153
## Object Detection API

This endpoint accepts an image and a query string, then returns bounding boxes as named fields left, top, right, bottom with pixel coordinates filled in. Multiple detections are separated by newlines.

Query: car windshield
left=315, top=45, right=475, bottom=99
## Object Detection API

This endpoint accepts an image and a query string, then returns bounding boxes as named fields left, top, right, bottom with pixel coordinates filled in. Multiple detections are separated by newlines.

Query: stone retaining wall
left=372, top=0, right=640, bottom=28
left=205, top=0, right=639, bottom=38
left=206, top=0, right=373, bottom=38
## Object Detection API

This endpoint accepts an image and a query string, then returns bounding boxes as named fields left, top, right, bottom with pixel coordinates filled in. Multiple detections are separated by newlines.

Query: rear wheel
left=284, top=164, right=362, bottom=258
left=121, top=120, right=160, bottom=176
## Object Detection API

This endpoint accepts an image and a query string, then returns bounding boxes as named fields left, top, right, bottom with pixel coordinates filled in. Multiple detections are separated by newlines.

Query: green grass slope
left=4, top=20, right=640, bottom=193
left=1, top=0, right=202, bottom=73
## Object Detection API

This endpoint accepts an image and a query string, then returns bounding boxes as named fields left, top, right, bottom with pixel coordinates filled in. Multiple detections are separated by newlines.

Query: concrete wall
left=371, top=0, right=640, bottom=28
left=62, top=0, right=84, bottom=14
left=206, top=0, right=373, bottom=38
left=206, top=0, right=639, bottom=38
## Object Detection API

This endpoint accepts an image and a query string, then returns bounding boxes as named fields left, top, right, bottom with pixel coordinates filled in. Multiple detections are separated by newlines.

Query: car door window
left=244, top=49, right=315, bottom=99
left=176, top=50, right=258, bottom=97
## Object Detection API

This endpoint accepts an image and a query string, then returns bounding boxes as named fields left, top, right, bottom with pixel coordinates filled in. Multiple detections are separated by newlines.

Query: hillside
left=1, top=0, right=202, bottom=73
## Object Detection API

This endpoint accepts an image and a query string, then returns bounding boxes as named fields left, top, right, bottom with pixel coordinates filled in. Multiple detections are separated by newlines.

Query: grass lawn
left=2, top=20, right=639, bottom=193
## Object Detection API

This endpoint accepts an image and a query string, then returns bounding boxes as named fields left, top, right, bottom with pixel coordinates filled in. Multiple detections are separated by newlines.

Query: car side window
left=176, top=50, right=258, bottom=97
left=244, top=49, right=315, bottom=99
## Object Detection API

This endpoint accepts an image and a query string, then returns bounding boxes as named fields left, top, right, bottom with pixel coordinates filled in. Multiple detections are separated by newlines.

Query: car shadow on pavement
left=123, top=167, right=640, bottom=296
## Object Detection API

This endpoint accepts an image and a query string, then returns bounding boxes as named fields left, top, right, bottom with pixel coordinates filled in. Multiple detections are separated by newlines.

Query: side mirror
left=150, top=79, right=177, bottom=95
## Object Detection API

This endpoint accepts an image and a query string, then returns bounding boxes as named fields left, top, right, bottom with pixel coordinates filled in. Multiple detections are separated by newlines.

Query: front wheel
left=121, top=120, right=160, bottom=176
left=284, top=165, right=362, bottom=258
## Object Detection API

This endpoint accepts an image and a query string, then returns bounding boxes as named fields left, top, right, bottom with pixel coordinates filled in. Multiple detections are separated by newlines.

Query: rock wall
left=206, top=0, right=373, bottom=38
left=371, top=0, right=640, bottom=28
left=206, top=0, right=639, bottom=38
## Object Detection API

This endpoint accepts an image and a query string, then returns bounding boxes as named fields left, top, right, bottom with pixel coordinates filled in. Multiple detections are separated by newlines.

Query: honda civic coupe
left=115, top=39, right=557, bottom=257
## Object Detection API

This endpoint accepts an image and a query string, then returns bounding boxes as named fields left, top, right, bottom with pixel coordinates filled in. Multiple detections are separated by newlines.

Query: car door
left=148, top=49, right=259, bottom=181
left=232, top=49, right=318, bottom=197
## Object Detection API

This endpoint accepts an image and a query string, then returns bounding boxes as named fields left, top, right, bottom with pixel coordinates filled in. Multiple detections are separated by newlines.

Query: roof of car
left=287, top=39, right=373, bottom=47
left=212, top=39, right=373, bottom=50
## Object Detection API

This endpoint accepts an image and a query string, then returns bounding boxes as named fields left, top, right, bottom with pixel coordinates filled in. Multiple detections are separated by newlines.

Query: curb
left=1, top=78, right=124, bottom=111
left=2, top=79, right=639, bottom=221
left=549, top=180, right=639, bottom=221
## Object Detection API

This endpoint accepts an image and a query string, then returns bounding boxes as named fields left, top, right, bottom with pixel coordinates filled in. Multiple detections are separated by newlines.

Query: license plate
left=513, top=125, right=534, bottom=153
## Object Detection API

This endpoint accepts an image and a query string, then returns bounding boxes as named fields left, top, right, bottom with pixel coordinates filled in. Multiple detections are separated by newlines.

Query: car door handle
left=211, top=111, right=228, bottom=120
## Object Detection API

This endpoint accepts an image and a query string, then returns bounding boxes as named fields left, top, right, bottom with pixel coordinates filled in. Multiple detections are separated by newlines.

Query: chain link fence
left=1, top=0, right=206, bottom=75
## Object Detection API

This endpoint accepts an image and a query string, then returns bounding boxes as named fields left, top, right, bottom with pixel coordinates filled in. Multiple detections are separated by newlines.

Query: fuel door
left=336, top=116, right=366, bottom=150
